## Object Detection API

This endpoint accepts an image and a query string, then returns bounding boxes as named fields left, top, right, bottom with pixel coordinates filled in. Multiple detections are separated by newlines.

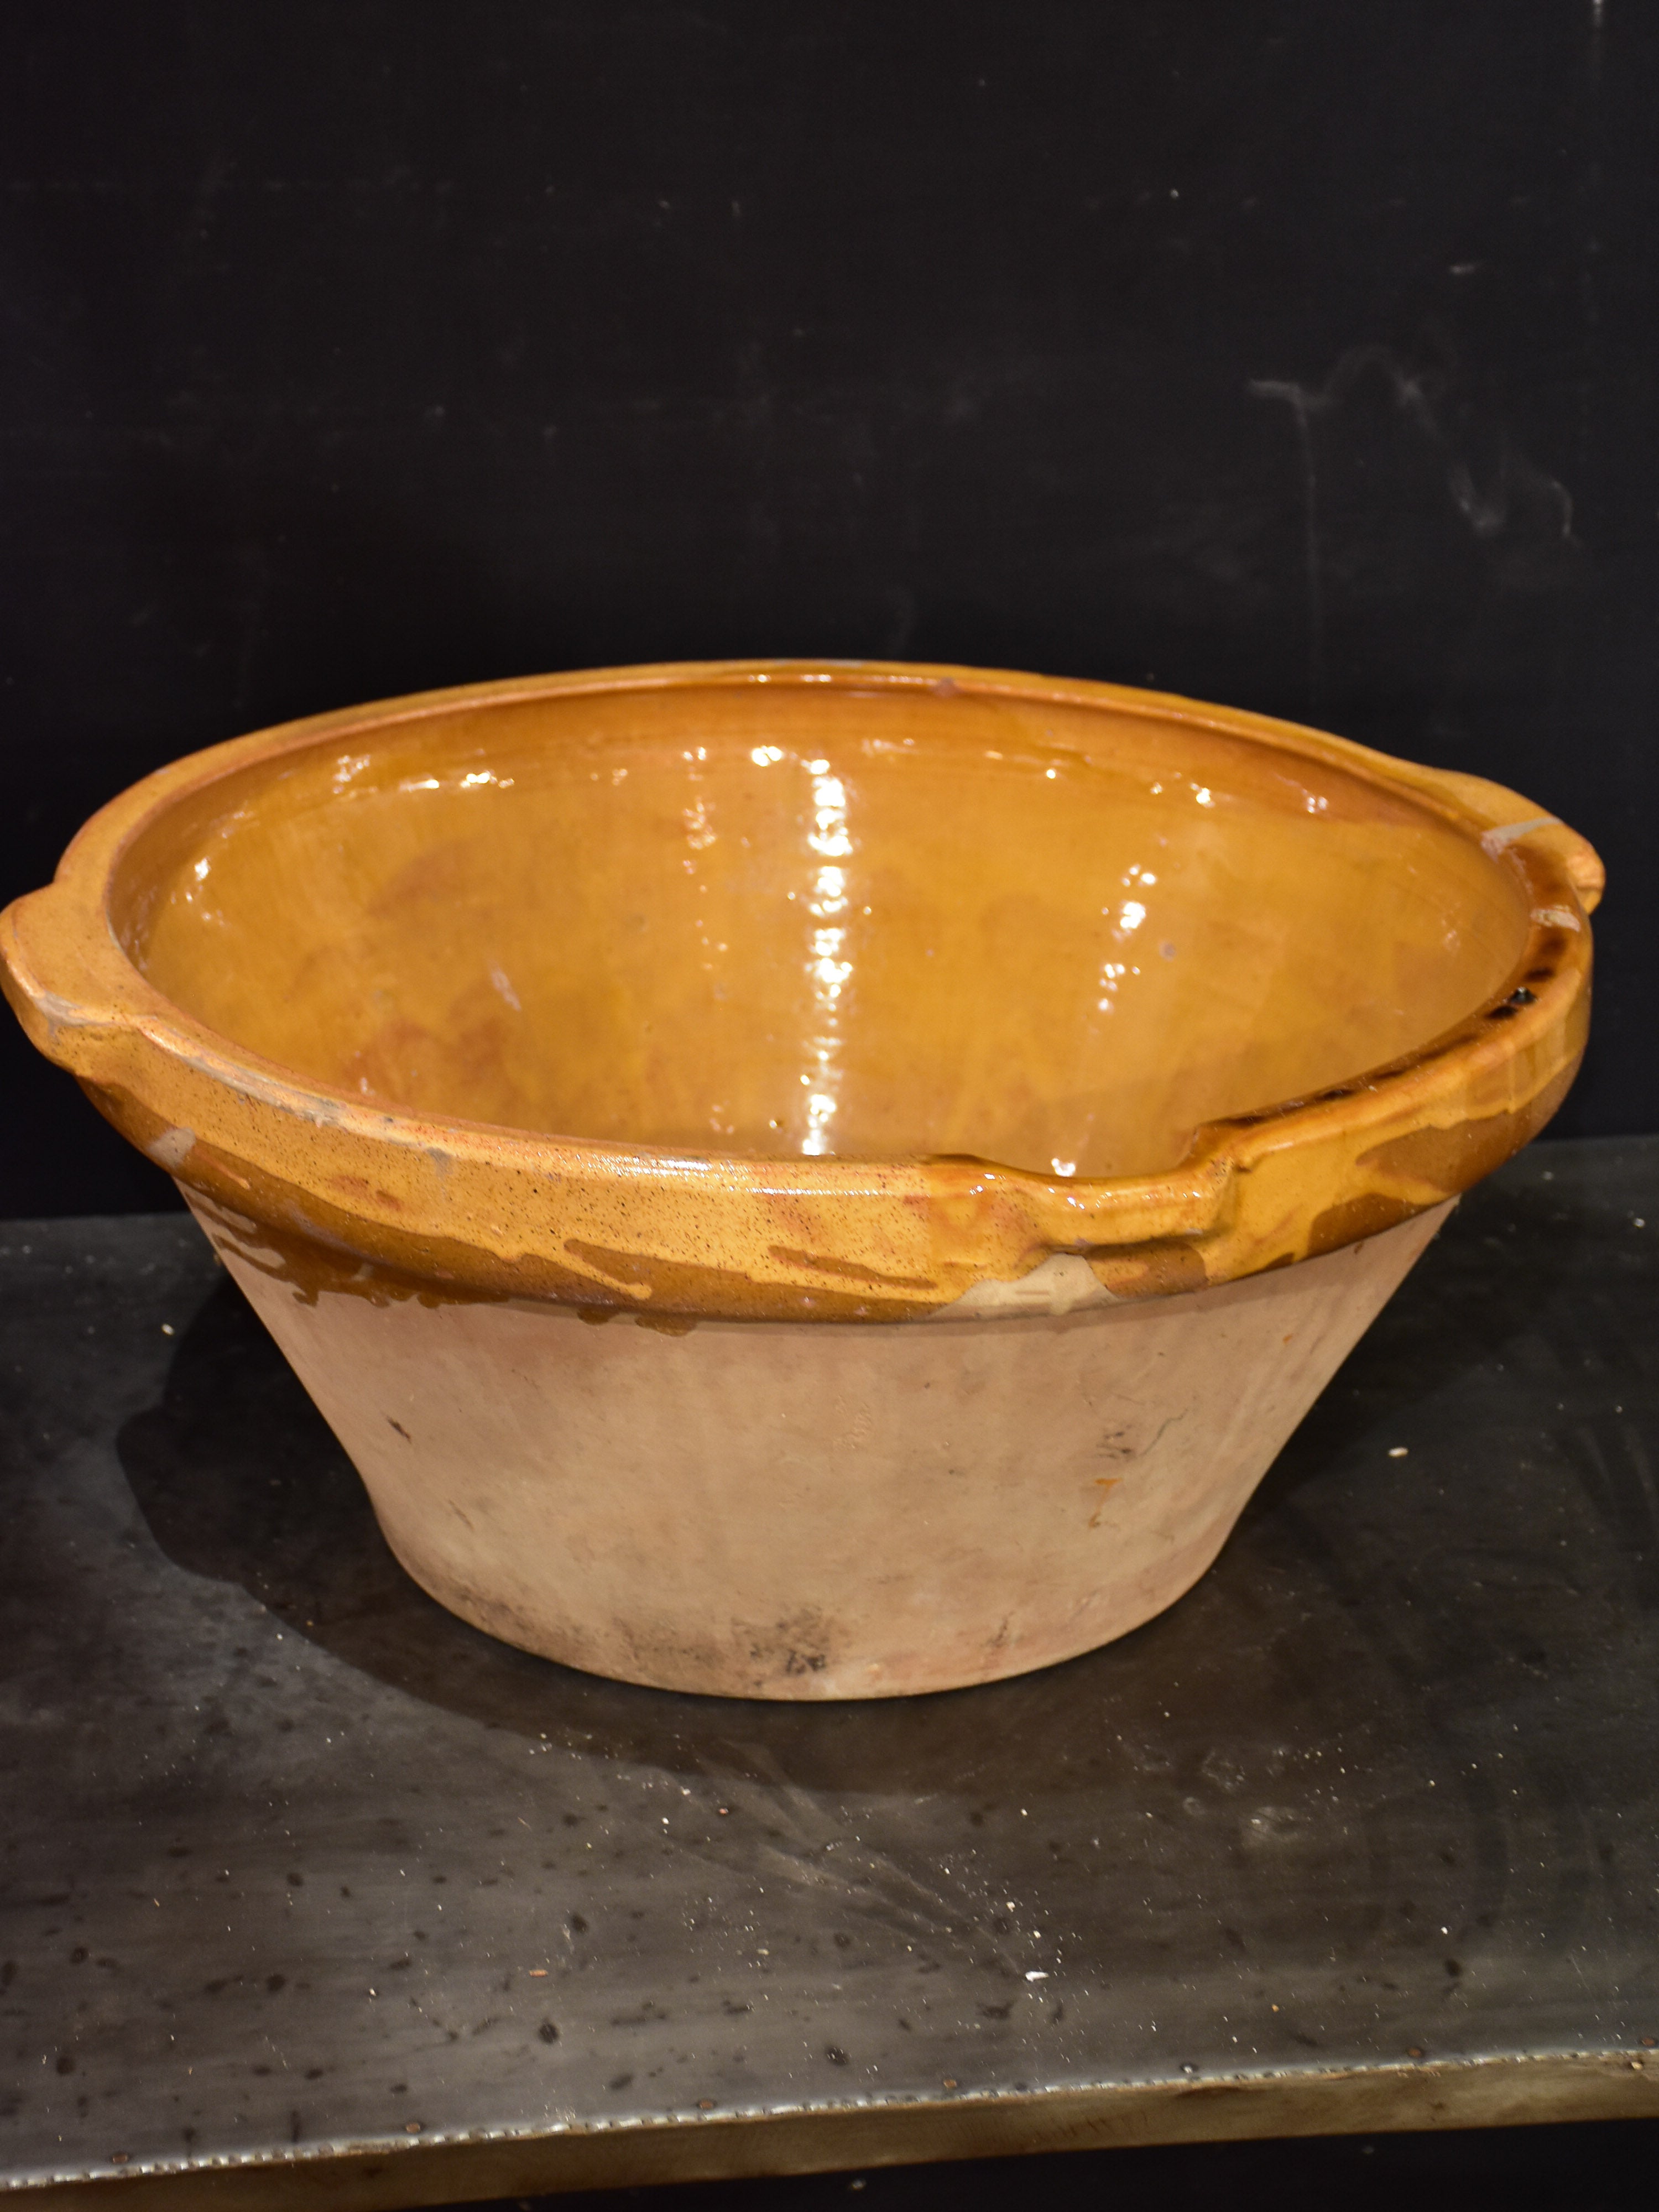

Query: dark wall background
left=2, top=0, right=1654, bottom=1216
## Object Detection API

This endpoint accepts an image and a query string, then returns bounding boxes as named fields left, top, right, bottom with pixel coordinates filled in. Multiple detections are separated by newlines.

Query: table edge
left=9, top=2051, right=1658, bottom=2204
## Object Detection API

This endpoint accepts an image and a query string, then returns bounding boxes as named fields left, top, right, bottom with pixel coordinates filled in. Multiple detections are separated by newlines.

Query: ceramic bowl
left=1, top=662, right=1601, bottom=1697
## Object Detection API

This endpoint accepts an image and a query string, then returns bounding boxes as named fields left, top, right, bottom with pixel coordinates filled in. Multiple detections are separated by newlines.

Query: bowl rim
left=0, top=658, right=1602, bottom=1319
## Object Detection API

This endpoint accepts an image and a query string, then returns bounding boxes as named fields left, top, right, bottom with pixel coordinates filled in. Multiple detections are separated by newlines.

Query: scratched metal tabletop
left=2, top=1136, right=1657, bottom=2208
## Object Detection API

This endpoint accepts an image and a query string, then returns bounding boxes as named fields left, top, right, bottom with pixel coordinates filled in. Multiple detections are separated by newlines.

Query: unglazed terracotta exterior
left=0, top=661, right=1601, bottom=1696
left=197, top=1190, right=1452, bottom=1696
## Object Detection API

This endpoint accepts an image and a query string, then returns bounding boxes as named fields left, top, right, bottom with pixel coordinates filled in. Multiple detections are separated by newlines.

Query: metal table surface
left=2, top=1136, right=1657, bottom=2208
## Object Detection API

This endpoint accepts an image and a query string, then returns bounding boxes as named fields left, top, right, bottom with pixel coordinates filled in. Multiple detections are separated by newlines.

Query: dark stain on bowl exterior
left=766, top=1245, right=940, bottom=1293
left=1091, top=1240, right=1212, bottom=1298
left=1358, top=1068, right=1578, bottom=1202
left=556, top=1237, right=919, bottom=1323
left=1306, top=1192, right=1419, bottom=1258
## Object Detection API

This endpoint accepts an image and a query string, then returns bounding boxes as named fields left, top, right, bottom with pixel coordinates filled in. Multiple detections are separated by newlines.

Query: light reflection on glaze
left=675, top=743, right=739, bottom=1141
left=376, top=761, right=521, bottom=799
left=801, top=755, right=854, bottom=1156
left=122, top=681, right=1557, bottom=1183
left=1095, top=857, right=1154, bottom=1014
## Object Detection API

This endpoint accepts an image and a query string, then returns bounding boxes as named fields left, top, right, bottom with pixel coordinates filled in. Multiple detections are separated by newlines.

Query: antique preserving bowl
left=1, top=661, right=1601, bottom=1698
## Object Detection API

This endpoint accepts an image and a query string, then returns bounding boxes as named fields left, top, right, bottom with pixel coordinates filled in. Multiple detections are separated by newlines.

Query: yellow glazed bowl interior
left=118, top=677, right=1543, bottom=1178
left=0, top=661, right=1601, bottom=1320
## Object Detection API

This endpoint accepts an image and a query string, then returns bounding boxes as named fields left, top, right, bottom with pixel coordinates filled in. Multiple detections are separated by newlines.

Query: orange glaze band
left=0, top=661, right=1600, bottom=1320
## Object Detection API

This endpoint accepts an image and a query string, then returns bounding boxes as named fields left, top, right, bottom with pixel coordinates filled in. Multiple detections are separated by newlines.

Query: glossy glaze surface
left=125, top=683, right=1530, bottom=1181
left=1, top=662, right=1601, bottom=1317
